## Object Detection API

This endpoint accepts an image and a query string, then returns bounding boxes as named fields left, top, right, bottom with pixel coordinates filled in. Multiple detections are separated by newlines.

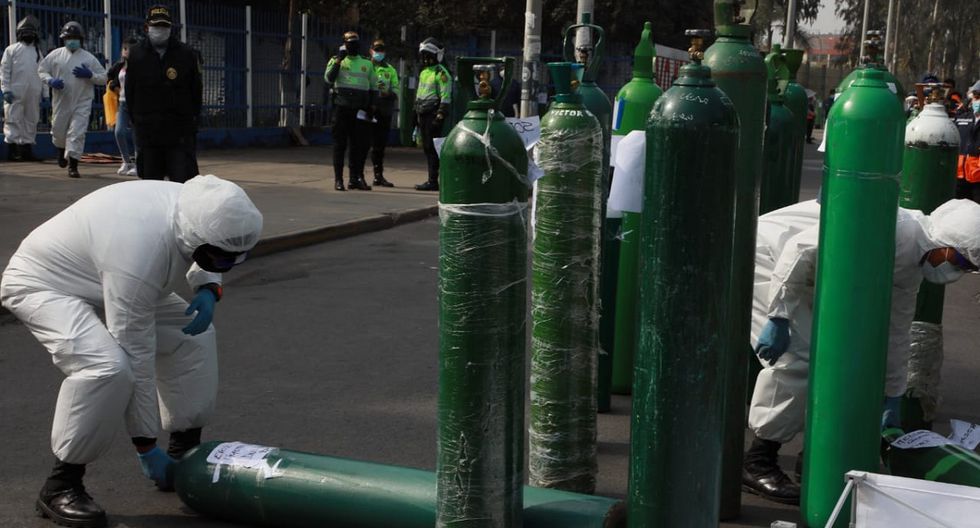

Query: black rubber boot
left=36, top=460, right=107, bottom=528
left=168, top=427, right=202, bottom=460
left=349, top=175, right=371, bottom=191
left=9, top=143, right=24, bottom=161
left=57, top=148, right=68, bottom=168
left=415, top=180, right=439, bottom=191
left=373, top=167, right=393, bottom=187
left=68, top=157, right=80, bottom=179
left=22, top=143, right=40, bottom=161
left=742, top=437, right=801, bottom=505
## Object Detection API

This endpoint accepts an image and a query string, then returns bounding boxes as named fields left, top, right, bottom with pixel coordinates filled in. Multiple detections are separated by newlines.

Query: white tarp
left=843, top=471, right=980, bottom=528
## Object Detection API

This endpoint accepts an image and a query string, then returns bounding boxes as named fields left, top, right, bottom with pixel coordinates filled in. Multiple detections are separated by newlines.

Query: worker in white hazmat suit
left=37, top=21, right=106, bottom=178
left=1, top=15, right=43, bottom=161
left=1, top=175, right=263, bottom=528
left=741, top=199, right=980, bottom=506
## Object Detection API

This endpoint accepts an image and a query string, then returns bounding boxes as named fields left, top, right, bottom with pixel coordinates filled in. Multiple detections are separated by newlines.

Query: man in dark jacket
left=126, top=5, right=203, bottom=183
left=954, top=81, right=980, bottom=203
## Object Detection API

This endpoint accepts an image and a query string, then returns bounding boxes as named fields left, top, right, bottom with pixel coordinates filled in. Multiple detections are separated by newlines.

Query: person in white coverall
left=1, top=15, right=43, bottom=161
left=741, top=198, right=980, bottom=506
left=37, top=21, right=107, bottom=179
left=0, top=175, right=263, bottom=528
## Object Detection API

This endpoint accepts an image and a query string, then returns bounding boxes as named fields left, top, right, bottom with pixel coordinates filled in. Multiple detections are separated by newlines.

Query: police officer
left=126, top=5, right=204, bottom=183
left=413, top=37, right=452, bottom=192
left=325, top=31, right=377, bottom=191
left=368, top=39, right=397, bottom=188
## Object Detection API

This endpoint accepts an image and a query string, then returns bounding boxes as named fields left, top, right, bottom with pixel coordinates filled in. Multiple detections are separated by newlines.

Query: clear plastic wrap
left=906, top=321, right=943, bottom=421
left=437, top=200, right=529, bottom=527
left=529, top=112, right=604, bottom=493
left=453, top=109, right=530, bottom=187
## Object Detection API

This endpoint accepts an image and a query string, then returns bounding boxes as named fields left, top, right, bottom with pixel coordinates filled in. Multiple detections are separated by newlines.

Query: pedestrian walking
left=37, top=21, right=107, bottom=178
left=325, top=31, right=376, bottom=191
left=368, top=39, right=397, bottom=188
left=126, top=5, right=203, bottom=183
left=106, top=37, right=139, bottom=176
left=1, top=15, right=43, bottom=162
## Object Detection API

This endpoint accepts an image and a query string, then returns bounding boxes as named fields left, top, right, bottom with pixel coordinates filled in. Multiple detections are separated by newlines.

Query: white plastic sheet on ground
left=833, top=471, right=980, bottom=528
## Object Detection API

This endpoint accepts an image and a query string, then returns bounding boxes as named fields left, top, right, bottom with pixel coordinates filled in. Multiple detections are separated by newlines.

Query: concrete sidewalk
left=0, top=145, right=438, bottom=266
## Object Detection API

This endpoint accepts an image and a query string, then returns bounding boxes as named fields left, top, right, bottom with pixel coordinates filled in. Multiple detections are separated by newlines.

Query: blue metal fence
left=0, top=1, right=685, bottom=137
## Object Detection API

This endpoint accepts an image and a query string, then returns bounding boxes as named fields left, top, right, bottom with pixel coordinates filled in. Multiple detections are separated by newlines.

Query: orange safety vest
left=959, top=154, right=980, bottom=183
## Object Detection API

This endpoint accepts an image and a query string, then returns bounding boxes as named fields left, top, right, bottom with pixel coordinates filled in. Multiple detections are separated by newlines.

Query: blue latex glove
left=755, top=317, right=791, bottom=366
left=72, top=64, right=93, bottom=79
left=182, top=288, right=217, bottom=335
left=3, top=92, right=13, bottom=103
left=138, top=446, right=175, bottom=489
left=48, top=78, right=64, bottom=90
left=882, top=396, right=903, bottom=429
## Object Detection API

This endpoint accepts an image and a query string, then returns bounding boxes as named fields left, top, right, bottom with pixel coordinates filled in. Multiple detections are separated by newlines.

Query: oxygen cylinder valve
left=685, top=29, right=712, bottom=63
left=863, top=30, right=884, bottom=65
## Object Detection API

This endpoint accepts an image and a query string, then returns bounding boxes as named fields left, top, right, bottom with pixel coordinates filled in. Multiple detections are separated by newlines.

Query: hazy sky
left=803, top=0, right=847, bottom=34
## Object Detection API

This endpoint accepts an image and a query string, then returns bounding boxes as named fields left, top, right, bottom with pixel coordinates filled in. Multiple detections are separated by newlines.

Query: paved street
left=1, top=133, right=979, bottom=527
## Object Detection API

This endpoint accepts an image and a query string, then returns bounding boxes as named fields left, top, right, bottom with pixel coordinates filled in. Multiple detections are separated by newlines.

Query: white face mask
left=922, top=260, right=965, bottom=285
left=147, top=26, right=171, bottom=46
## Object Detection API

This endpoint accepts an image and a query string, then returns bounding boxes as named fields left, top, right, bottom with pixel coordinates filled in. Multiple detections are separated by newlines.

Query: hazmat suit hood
left=16, top=16, right=39, bottom=40
left=926, top=199, right=980, bottom=268
left=174, top=175, right=263, bottom=258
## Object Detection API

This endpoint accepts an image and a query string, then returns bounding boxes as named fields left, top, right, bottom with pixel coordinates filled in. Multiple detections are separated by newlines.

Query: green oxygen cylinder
left=801, top=68, right=905, bottom=528
left=174, top=441, right=628, bottom=528
left=781, top=47, right=808, bottom=203
left=760, top=46, right=797, bottom=214
left=529, top=61, right=604, bottom=494
left=882, top=428, right=980, bottom=487
left=437, top=57, right=530, bottom=528
left=610, top=21, right=663, bottom=396
left=562, top=17, right=615, bottom=413
left=703, top=1, right=769, bottom=519
left=899, top=97, right=960, bottom=431
left=629, top=30, right=739, bottom=528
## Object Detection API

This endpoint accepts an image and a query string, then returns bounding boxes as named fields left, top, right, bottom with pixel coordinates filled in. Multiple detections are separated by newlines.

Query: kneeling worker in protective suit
left=1, top=176, right=263, bottom=528
left=37, top=21, right=107, bottom=178
left=742, top=198, right=980, bottom=505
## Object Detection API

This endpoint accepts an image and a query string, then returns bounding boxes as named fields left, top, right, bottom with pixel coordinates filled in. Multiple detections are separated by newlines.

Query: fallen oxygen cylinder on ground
left=173, top=441, right=627, bottom=528
left=628, top=30, right=739, bottom=528
left=801, top=67, right=905, bottom=528
left=899, top=99, right=960, bottom=431
left=562, top=17, right=614, bottom=413
left=529, top=61, right=604, bottom=494
left=437, top=57, right=529, bottom=528
left=883, top=428, right=980, bottom=488
left=609, top=21, right=662, bottom=397
left=703, top=0, right=768, bottom=519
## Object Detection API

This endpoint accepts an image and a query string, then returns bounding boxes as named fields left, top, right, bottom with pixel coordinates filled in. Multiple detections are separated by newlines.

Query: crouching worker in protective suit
left=1, top=175, right=263, bottom=528
left=742, top=198, right=980, bottom=505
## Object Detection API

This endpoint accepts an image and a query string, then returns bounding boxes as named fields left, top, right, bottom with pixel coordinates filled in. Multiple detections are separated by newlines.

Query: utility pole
left=926, top=0, right=939, bottom=73
left=783, top=0, right=798, bottom=48
left=884, top=0, right=895, bottom=67
left=859, top=0, right=871, bottom=61
left=520, top=0, right=543, bottom=118
left=575, top=0, right=594, bottom=50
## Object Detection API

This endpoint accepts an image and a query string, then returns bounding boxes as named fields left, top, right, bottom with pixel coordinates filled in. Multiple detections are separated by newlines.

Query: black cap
left=146, top=5, right=173, bottom=26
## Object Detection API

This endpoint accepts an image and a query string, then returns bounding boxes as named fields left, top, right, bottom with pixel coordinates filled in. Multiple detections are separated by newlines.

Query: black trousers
left=332, top=105, right=371, bottom=182
left=418, top=112, right=440, bottom=184
left=137, top=134, right=199, bottom=183
left=956, top=178, right=980, bottom=204
left=370, top=112, right=392, bottom=176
